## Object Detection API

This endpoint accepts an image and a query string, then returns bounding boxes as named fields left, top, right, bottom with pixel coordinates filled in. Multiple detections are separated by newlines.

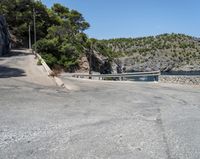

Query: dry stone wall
left=159, top=75, right=200, bottom=85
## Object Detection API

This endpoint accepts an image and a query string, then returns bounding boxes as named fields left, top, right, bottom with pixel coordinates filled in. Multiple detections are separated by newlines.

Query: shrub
left=37, top=59, right=42, bottom=65
left=41, top=53, right=58, bottom=67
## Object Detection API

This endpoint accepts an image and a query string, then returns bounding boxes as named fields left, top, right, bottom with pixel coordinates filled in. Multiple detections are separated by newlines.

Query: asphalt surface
left=0, top=50, right=55, bottom=86
left=0, top=50, right=200, bottom=159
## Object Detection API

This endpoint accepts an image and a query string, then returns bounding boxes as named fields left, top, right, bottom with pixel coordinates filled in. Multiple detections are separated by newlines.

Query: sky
left=42, top=0, right=200, bottom=39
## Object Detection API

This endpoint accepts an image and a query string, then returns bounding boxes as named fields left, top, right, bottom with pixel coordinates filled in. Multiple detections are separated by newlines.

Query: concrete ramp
left=0, top=49, right=56, bottom=86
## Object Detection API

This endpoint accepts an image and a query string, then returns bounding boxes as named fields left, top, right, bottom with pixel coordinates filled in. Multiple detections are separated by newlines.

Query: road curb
left=36, top=53, right=66, bottom=88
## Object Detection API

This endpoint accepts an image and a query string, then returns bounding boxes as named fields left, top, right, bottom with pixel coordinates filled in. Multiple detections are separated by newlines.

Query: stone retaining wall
left=159, top=75, right=200, bottom=85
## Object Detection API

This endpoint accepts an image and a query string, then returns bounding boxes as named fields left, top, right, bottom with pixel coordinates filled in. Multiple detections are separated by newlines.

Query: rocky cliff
left=0, top=15, right=10, bottom=56
left=78, top=51, right=112, bottom=74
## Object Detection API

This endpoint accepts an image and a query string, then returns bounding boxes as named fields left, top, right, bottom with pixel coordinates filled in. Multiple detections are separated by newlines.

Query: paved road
left=0, top=51, right=200, bottom=159
left=0, top=50, right=55, bottom=86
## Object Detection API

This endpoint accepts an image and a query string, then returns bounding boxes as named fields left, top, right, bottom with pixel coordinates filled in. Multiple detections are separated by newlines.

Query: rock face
left=84, top=51, right=112, bottom=74
left=0, top=15, right=10, bottom=56
left=112, top=56, right=200, bottom=73
left=113, top=56, right=174, bottom=72
left=77, top=55, right=90, bottom=73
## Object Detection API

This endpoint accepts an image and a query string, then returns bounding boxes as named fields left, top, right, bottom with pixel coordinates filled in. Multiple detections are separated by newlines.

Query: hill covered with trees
left=100, top=34, right=200, bottom=72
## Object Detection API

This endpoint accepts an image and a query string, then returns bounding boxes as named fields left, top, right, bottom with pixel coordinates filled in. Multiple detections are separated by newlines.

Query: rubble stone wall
left=159, top=75, right=200, bottom=85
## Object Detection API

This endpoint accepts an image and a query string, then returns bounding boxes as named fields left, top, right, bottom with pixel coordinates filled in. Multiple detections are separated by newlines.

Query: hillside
left=101, top=34, right=200, bottom=72
left=1, top=1, right=199, bottom=73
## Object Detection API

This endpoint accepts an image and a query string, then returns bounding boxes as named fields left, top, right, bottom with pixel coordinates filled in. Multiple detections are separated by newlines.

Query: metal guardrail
left=68, top=71, right=161, bottom=81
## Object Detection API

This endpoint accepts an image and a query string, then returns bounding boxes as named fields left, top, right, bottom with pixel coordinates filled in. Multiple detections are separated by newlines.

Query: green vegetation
left=37, top=59, right=42, bottom=65
left=0, top=0, right=50, bottom=46
left=100, top=33, right=200, bottom=71
left=0, top=0, right=111, bottom=72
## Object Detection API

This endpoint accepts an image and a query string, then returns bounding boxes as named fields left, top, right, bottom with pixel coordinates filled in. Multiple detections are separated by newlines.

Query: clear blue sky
left=42, top=0, right=200, bottom=39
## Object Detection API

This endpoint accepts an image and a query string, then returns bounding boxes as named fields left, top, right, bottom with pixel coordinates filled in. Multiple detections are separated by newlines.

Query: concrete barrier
left=36, top=53, right=66, bottom=88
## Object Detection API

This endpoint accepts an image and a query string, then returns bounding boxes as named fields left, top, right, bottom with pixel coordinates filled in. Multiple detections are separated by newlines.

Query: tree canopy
left=0, top=0, right=102, bottom=71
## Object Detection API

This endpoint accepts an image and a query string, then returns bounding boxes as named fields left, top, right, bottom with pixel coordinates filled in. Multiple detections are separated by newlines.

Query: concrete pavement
left=0, top=50, right=56, bottom=86
left=0, top=51, right=200, bottom=159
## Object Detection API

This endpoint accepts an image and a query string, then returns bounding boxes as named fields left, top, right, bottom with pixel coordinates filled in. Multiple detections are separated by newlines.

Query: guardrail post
left=154, top=75, right=158, bottom=81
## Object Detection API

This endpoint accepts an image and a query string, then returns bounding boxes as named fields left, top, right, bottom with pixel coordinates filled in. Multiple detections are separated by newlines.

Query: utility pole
left=33, top=3, right=37, bottom=54
left=89, top=51, right=92, bottom=75
left=28, top=24, right=31, bottom=49
left=89, top=43, right=93, bottom=79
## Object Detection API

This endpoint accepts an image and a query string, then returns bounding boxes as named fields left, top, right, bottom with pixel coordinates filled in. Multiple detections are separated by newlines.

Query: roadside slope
left=0, top=50, right=56, bottom=87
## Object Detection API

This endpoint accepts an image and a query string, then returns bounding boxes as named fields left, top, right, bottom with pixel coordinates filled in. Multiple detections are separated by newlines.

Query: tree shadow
left=0, top=66, right=26, bottom=78
left=2, top=50, right=32, bottom=57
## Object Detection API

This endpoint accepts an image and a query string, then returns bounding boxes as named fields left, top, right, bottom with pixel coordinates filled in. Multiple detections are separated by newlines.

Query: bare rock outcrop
left=77, top=55, right=90, bottom=73
left=0, top=15, right=10, bottom=56
left=112, top=56, right=200, bottom=73
left=85, top=51, right=112, bottom=74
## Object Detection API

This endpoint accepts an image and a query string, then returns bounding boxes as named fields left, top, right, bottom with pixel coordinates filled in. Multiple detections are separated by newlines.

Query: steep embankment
left=101, top=33, right=200, bottom=73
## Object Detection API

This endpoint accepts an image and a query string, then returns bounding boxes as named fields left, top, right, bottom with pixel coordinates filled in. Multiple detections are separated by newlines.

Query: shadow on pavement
left=2, top=50, right=32, bottom=57
left=0, top=66, right=26, bottom=78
